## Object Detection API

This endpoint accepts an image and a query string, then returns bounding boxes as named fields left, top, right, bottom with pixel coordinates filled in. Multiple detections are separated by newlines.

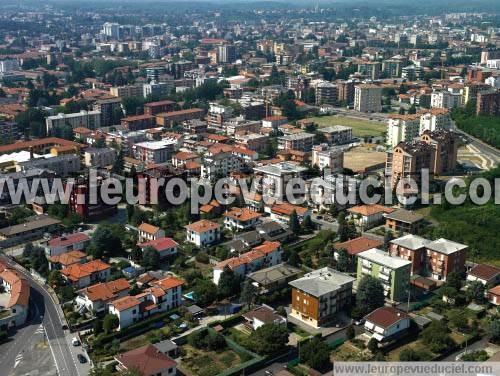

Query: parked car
left=353, top=318, right=365, bottom=326
left=71, top=337, right=80, bottom=346
left=77, top=354, right=87, bottom=364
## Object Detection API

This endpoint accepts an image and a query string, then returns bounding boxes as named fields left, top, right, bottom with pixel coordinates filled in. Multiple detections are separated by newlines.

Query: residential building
left=84, top=147, right=116, bottom=168
left=424, top=238, right=467, bottom=281
left=319, top=125, right=353, bottom=145
left=60, top=260, right=111, bottom=289
left=213, top=241, right=283, bottom=284
left=476, top=90, right=500, bottom=116
left=185, top=220, right=221, bottom=247
left=45, top=110, right=101, bottom=133
left=144, top=100, right=177, bottom=116
left=0, top=121, right=19, bottom=143
left=48, top=250, right=87, bottom=271
left=431, top=91, right=463, bottom=109
left=223, top=207, right=262, bottom=231
left=243, top=305, right=287, bottom=331
left=384, top=209, right=425, bottom=234
left=115, top=344, right=177, bottom=376
left=488, top=285, right=500, bottom=306
left=76, top=278, right=130, bottom=313
left=347, top=204, right=395, bottom=230
left=133, top=140, right=177, bottom=165
left=248, top=263, right=302, bottom=294
left=207, top=103, right=234, bottom=131
left=277, top=132, right=314, bottom=152
left=364, top=307, right=410, bottom=343
left=253, top=162, right=307, bottom=200
left=354, top=84, right=382, bottom=113
left=269, top=203, right=310, bottom=224
left=0, top=215, right=61, bottom=248
left=109, top=276, right=183, bottom=330
left=217, top=44, right=236, bottom=63
left=289, top=267, right=355, bottom=328
left=467, top=264, right=500, bottom=286
left=386, top=114, right=421, bottom=148
left=155, top=108, right=205, bottom=127
left=16, top=154, right=81, bottom=178
left=388, top=234, right=429, bottom=275
left=357, top=61, right=382, bottom=80
left=92, top=98, right=123, bottom=126
left=68, top=175, right=118, bottom=221
left=138, top=223, right=166, bottom=243
left=138, top=237, right=178, bottom=260
left=143, top=81, right=174, bottom=98
left=311, top=144, right=344, bottom=173
left=200, top=151, right=244, bottom=181
left=333, top=236, right=383, bottom=266
left=315, top=81, right=338, bottom=105
left=110, top=84, right=144, bottom=99
left=42, top=232, right=90, bottom=257
left=0, top=262, right=30, bottom=327
left=121, top=114, right=155, bottom=131
left=357, top=248, right=411, bottom=302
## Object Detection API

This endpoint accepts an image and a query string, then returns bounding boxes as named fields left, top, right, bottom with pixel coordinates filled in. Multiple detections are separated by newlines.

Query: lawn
left=308, top=115, right=387, bottom=137
left=386, top=339, right=437, bottom=361
left=331, top=342, right=371, bottom=361
left=179, top=344, right=246, bottom=376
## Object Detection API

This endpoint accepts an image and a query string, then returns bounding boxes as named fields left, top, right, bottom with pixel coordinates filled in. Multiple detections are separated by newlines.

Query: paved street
left=0, top=255, right=89, bottom=376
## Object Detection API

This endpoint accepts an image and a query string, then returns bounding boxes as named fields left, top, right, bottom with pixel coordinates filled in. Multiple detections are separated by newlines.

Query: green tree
left=367, top=337, right=379, bottom=353
left=217, top=266, right=241, bottom=298
left=445, top=272, right=462, bottom=291
left=337, top=212, right=349, bottom=242
left=301, top=215, right=314, bottom=233
left=467, top=281, right=485, bottom=303
left=336, top=248, right=350, bottom=272
left=383, top=231, right=393, bottom=251
left=421, top=321, right=454, bottom=353
left=91, top=224, right=123, bottom=257
left=299, top=337, right=331, bottom=371
left=289, top=210, right=300, bottom=234
left=142, top=246, right=160, bottom=270
left=356, top=275, right=385, bottom=315
left=399, top=348, right=420, bottom=361
left=287, top=251, right=300, bottom=267
left=490, top=319, right=500, bottom=343
left=193, top=279, right=218, bottom=307
left=346, top=325, right=355, bottom=340
left=103, top=314, right=119, bottom=334
left=250, top=324, right=288, bottom=355
left=240, top=279, right=257, bottom=308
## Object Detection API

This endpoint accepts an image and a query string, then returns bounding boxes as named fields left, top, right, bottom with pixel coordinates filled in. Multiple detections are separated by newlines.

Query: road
left=0, top=255, right=82, bottom=376
left=453, top=127, right=500, bottom=167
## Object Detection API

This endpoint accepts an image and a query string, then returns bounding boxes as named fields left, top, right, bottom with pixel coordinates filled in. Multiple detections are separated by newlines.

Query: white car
left=71, top=337, right=80, bottom=346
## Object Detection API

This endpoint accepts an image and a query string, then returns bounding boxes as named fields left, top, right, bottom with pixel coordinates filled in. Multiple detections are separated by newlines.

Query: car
left=316, top=215, right=323, bottom=220
left=61, top=324, right=68, bottom=330
left=71, top=337, right=80, bottom=346
left=77, top=354, right=87, bottom=363
left=353, top=319, right=365, bottom=326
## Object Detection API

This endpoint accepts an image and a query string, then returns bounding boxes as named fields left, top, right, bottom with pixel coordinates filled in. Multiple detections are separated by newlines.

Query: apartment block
left=289, top=267, right=355, bottom=328
left=354, top=84, right=382, bottom=113
left=277, top=132, right=314, bottom=152
left=319, top=125, right=353, bottom=145
left=357, top=248, right=411, bottom=302
left=46, top=110, right=101, bottom=133
left=311, top=144, right=344, bottom=173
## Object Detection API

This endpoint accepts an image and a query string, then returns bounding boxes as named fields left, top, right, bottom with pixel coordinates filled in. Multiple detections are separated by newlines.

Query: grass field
left=309, top=115, right=386, bottom=137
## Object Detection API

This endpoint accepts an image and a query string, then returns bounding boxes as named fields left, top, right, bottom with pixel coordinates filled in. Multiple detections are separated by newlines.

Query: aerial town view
left=1, top=0, right=500, bottom=375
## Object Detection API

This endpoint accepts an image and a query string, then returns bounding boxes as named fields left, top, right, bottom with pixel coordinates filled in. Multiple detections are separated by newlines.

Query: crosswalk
left=13, top=353, right=23, bottom=369
left=35, top=324, right=45, bottom=335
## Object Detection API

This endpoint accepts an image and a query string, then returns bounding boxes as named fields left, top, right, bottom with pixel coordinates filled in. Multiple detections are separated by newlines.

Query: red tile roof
left=364, top=307, right=409, bottom=329
left=116, top=344, right=176, bottom=375
left=48, top=232, right=89, bottom=248
left=138, top=237, right=178, bottom=251
left=334, top=236, right=383, bottom=256
left=469, top=264, right=500, bottom=282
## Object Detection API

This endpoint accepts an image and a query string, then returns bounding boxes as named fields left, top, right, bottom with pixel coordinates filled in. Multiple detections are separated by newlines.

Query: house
left=115, top=344, right=177, bottom=376
left=185, top=220, right=221, bottom=247
left=467, top=264, right=500, bottom=286
left=347, top=204, right=395, bottom=230
left=333, top=236, right=383, bottom=265
left=223, top=207, right=262, bottom=231
left=243, top=305, right=287, bottom=330
left=248, top=263, right=302, bottom=294
left=75, top=278, right=130, bottom=313
left=357, top=248, right=411, bottom=302
left=488, top=285, right=500, bottom=305
left=60, top=260, right=111, bottom=289
left=388, top=234, right=429, bottom=275
left=384, top=209, right=424, bottom=234
left=138, top=237, right=178, bottom=260
left=424, top=238, right=467, bottom=281
left=213, top=241, right=283, bottom=284
left=49, top=250, right=87, bottom=270
left=364, top=307, right=410, bottom=343
left=109, top=276, right=183, bottom=330
left=42, top=232, right=90, bottom=257
left=0, top=262, right=30, bottom=327
left=256, top=221, right=292, bottom=243
left=0, top=215, right=61, bottom=247
left=138, top=223, right=165, bottom=243
left=269, top=203, right=310, bottom=224
left=289, top=267, right=355, bottom=328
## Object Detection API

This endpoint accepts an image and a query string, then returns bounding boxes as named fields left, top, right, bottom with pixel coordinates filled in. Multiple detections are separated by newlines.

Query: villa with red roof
left=185, top=219, right=221, bottom=247
left=138, top=237, right=178, bottom=259
left=76, top=278, right=130, bottom=313
left=138, top=223, right=165, bottom=243
left=115, top=344, right=177, bottom=376
left=60, top=260, right=111, bottom=288
left=42, top=232, right=90, bottom=257
left=364, top=307, right=410, bottom=343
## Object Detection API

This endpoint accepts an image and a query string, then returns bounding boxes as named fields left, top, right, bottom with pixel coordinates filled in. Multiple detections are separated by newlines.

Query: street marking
left=14, top=353, right=23, bottom=368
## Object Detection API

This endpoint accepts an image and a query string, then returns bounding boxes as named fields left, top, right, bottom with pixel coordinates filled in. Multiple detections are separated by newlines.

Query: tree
left=91, top=224, right=123, bottom=258
left=142, top=247, right=160, bottom=270
left=217, top=266, right=241, bottom=298
left=490, top=319, right=500, bottom=343
left=445, top=272, right=462, bottom=291
left=287, top=251, right=300, bottom=267
left=356, top=275, right=385, bottom=315
left=112, top=148, right=124, bottom=174
left=250, top=324, right=288, bottom=355
left=383, top=231, right=393, bottom=251
left=336, top=248, right=350, bottom=272
left=399, top=348, right=420, bottom=361
left=48, top=270, right=64, bottom=288
left=240, top=279, right=257, bottom=308
left=193, top=279, right=218, bottom=307
left=130, top=246, right=143, bottom=262
left=346, top=325, right=355, bottom=340
left=421, top=320, right=454, bottom=353
left=299, top=337, right=331, bottom=371
left=93, top=319, right=103, bottom=334
left=103, top=314, right=119, bottom=334
left=301, top=215, right=314, bottom=233
left=337, top=212, right=349, bottom=242
left=367, top=337, right=379, bottom=353
left=467, top=281, right=485, bottom=303
left=289, top=210, right=300, bottom=234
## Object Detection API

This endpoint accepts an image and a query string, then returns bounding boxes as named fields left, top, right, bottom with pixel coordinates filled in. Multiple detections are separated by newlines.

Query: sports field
left=309, top=115, right=386, bottom=137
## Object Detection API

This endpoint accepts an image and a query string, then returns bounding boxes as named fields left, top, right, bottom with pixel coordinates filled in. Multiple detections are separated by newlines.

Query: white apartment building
left=133, top=140, right=177, bottom=165
left=45, top=110, right=102, bottom=133
left=185, top=220, right=221, bottom=247
left=354, top=84, right=382, bottom=113
left=311, top=144, right=344, bottom=173
left=253, top=162, right=308, bottom=200
left=431, top=91, right=463, bottom=109
left=84, top=148, right=116, bottom=168
left=277, top=132, right=314, bottom=152
left=200, top=152, right=244, bottom=181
